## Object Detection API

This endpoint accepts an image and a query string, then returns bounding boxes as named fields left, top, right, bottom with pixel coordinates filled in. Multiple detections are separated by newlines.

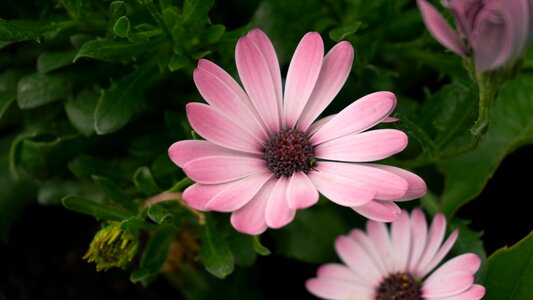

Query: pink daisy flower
left=168, top=28, right=427, bottom=235
left=306, top=209, right=485, bottom=299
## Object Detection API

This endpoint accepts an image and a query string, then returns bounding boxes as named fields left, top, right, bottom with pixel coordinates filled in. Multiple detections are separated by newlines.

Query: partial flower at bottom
left=168, top=28, right=427, bottom=235
left=306, top=209, right=485, bottom=299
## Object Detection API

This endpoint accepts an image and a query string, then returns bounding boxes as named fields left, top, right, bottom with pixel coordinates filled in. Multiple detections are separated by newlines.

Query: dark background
left=1, top=145, right=531, bottom=300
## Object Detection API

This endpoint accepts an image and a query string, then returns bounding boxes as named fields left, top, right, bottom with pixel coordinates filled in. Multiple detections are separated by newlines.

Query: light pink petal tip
left=265, top=177, right=296, bottom=228
left=287, top=172, right=319, bottom=209
left=306, top=277, right=372, bottom=300
left=310, top=162, right=376, bottom=207
left=298, top=41, right=354, bottom=131
left=315, top=129, right=408, bottom=162
left=352, top=200, right=402, bottom=222
left=368, top=164, right=427, bottom=201
left=183, top=155, right=266, bottom=184
left=193, top=61, right=267, bottom=140
left=236, top=35, right=281, bottom=133
left=310, top=91, right=397, bottom=145
left=205, top=171, right=272, bottom=212
left=284, top=32, right=324, bottom=128
left=186, top=103, right=263, bottom=154
left=417, top=0, right=466, bottom=56
left=168, top=140, right=243, bottom=168
left=230, top=178, right=276, bottom=235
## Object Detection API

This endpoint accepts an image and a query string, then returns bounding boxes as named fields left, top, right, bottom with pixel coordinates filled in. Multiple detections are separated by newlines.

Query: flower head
left=306, top=209, right=485, bottom=299
left=417, top=0, right=533, bottom=71
left=83, top=222, right=139, bottom=272
left=168, top=29, right=426, bottom=235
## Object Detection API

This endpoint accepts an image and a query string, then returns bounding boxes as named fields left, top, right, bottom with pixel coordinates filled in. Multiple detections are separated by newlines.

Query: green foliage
left=199, top=214, right=235, bottom=279
left=483, top=231, right=533, bottom=299
left=437, top=74, right=533, bottom=215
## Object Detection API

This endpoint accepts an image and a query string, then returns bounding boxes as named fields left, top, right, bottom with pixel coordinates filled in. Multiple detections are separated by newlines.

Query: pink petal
left=434, top=284, right=485, bottom=300
left=310, top=91, right=397, bottom=145
left=316, top=263, right=359, bottom=282
left=334, top=235, right=381, bottom=285
left=315, top=129, right=408, bottom=162
left=306, top=278, right=372, bottom=300
left=408, top=208, right=429, bottom=275
left=315, top=162, right=408, bottom=201
left=186, top=103, right=263, bottom=153
left=352, top=200, right=401, bottom=222
left=422, top=271, right=474, bottom=298
left=306, top=114, right=335, bottom=136
left=382, top=116, right=398, bottom=122
left=182, top=183, right=230, bottom=210
left=236, top=36, right=281, bottom=133
left=298, top=41, right=354, bottom=131
left=283, top=32, right=324, bottom=128
left=265, top=177, right=296, bottom=228
left=246, top=29, right=283, bottom=122
left=309, top=162, right=376, bottom=207
left=286, top=172, right=319, bottom=209
left=416, top=213, right=447, bottom=277
left=428, top=253, right=481, bottom=279
left=230, top=179, right=276, bottom=235
left=366, top=220, right=394, bottom=274
left=471, top=5, right=512, bottom=71
left=348, top=229, right=388, bottom=275
left=366, top=164, right=427, bottom=201
left=417, top=0, right=466, bottom=56
left=183, top=155, right=266, bottom=184
left=420, top=229, right=459, bottom=275
left=391, top=211, right=412, bottom=272
left=205, top=171, right=272, bottom=212
left=168, top=140, right=245, bottom=168
left=193, top=62, right=268, bottom=140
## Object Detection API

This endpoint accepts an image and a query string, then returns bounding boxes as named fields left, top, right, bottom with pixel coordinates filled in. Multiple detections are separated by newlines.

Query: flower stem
left=470, top=76, right=497, bottom=138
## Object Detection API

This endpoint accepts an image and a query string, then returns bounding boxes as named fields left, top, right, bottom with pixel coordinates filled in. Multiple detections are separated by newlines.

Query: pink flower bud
left=417, top=0, right=533, bottom=71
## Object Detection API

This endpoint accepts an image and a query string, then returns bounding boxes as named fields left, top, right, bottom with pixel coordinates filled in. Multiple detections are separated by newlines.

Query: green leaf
left=0, top=19, right=57, bottom=48
left=37, top=178, right=102, bottom=206
left=273, top=204, right=352, bottom=263
left=183, top=0, right=215, bottom=24
left=437, top=73, right=533, bottom=215
left=252, top=236, right=271, bottom=256
left=0, top=70, right=22, bottom=120
left=145, top=201, right=188, bottom=226
left=449, top=219, right=487, bottom=282
left=168, top=54, right=188, bottom=71
left=0, top=139, right=37, bottom=242
left=37, top=50, right=77, bottom=74
left=113, top=16, right=131, bottom=38
left=131, top=226, right=178, bottom=285
left=200, top=25, right=225, bottom=44
left=329, top=22, right=362, bottom=41
left=199, top=214, right=235, bottom=279
left=74, top=39, right=156, bottom=62
left=62, top=195, right=134, bottom=221
left=133, top=166, right=162, bottom=196
left=92, top=175, right=137, bottom=211
left=18, top=133, right=86, bottom=178
left=483, top=231, right=533, bottom=300
left=93, top=64, right=154, bottom=134
left=65, top=88, right=99, bottom=136
left=68, top=155, right=131, bottom=182
left=17, top=73, right=74, bottom=109
left=56, top=0, right=92, bottom=19
left=106, top=1, right=128, bottom=38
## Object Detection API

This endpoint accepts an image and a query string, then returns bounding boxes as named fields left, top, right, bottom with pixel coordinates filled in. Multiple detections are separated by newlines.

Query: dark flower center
left=263, top=128, right=315, bottom=177
left=375, top=273, right=422, bottom=300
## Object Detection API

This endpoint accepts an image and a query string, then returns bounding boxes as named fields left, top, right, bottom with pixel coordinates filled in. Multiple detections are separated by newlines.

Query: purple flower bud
left=417, top=0, right=533, bottom=71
